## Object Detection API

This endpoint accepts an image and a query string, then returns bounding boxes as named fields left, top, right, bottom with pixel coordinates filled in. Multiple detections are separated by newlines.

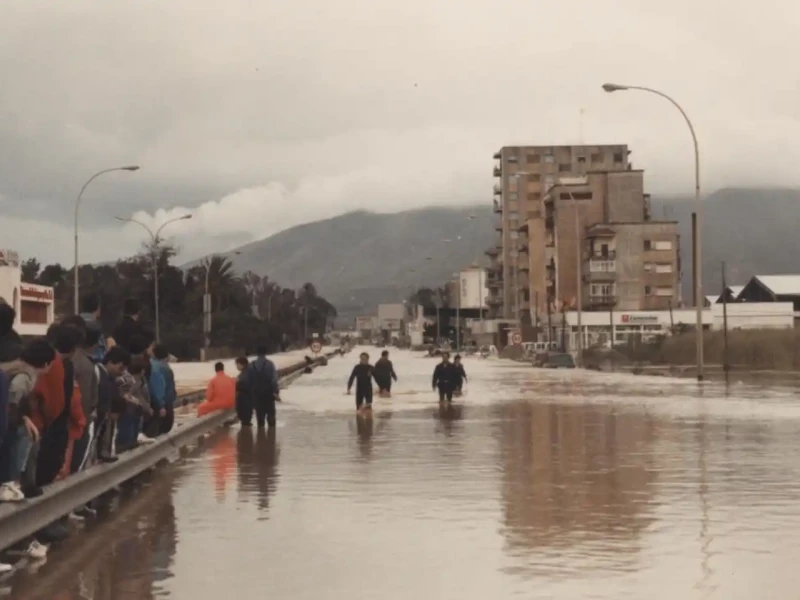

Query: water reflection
left=7, top=476, right=178, bottom=600
left=496, top=401, right=659, bottom=576
left=236, top=428, right=280, bottom=515
left=434, top=403, right=463, bottom=437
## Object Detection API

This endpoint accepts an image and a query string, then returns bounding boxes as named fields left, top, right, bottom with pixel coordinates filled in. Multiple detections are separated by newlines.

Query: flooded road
left=9, top=349, right=800, bottom=599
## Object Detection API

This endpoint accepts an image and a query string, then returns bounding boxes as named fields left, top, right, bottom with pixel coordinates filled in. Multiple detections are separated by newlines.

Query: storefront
left=0, top=249, right=55, bottom=337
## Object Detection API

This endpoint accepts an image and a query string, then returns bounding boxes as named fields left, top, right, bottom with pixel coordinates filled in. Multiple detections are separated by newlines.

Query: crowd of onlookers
left=0, top=294, right=178, bottom=569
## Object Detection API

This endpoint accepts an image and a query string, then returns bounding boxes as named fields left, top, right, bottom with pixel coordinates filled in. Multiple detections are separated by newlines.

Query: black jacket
left=432, top=362, right=458, bottom=390
left=373, top=358, right=397, bottom=382
left=0, top=331, right=23, bottom=364
left=453, top=364, right=467, bottom=386
left=348, top=364, right=376, bottom=392
left=113, top=316, right=150, bottom=352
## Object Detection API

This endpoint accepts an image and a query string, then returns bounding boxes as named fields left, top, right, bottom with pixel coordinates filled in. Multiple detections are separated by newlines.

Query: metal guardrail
left=0, top=350, right=341, bottom=551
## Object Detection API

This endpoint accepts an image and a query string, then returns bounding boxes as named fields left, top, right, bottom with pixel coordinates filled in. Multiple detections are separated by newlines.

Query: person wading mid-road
left=453, top=354, right=467, bottom=396
left=347, top=352, right=378, bottom=412
left=373, top=350, right=398, bottom=397
left=432, top=352, right=458, bottom=405
left=244, top=346, right=280, bottom=429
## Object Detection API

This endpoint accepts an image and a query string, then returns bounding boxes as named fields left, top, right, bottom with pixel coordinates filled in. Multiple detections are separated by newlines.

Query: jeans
left=9, top=425, right=33, bottom=481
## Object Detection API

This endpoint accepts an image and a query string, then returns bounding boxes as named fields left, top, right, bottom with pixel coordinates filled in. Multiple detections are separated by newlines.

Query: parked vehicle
left=542, top=353, right=576, bottom=369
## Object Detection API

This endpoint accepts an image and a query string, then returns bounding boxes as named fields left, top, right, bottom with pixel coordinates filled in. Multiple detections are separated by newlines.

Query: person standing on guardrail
left=157, top=344, right=177, bottom=435
left=80, top=293, right=113, bottom=362
left=145, top=343, right=173, bottom=437
left=68, top=323, right=100, bottom=475
left=0, top=338, right=54, bottom=503
left=245, top=346, right=279, bottom=429
left=113, top=299, right=150, bottom=353
left=95, top=346, right=129, bottom=463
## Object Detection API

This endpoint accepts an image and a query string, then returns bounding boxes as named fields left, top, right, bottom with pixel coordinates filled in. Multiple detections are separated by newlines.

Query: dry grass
left=617, top=329, right=800, bottom=371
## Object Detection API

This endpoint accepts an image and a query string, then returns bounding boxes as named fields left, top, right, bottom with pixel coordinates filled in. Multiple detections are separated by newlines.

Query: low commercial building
left=737, top=275, right=800, bottom=311
left=0, top=249, right=55, bottom=336
left=377, top=303, right=405, bottom=332
left=550, top=303, right=794, bottom=350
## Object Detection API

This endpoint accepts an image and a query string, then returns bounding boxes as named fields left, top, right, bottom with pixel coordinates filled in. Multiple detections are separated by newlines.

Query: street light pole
left=602, top=83, right=703, bottom=381
left=73, top=166, right=140, bottom=313
left=115, top=214, right=192, bottom=342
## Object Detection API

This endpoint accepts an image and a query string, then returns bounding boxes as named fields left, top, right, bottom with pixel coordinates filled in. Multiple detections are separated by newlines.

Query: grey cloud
left=1, top=0, right=799, bottom=265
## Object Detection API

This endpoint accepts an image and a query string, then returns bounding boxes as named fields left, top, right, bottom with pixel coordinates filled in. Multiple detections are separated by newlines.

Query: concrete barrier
left=0, top=349, right=341, bottom=552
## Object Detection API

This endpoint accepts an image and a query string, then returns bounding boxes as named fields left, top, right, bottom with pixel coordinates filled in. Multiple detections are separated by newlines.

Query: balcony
left=493, top=199, right=502, bottom=214
left=485, top=245, right=501, bottom=257
left=583, top=258, right=617, bottom=282
left=493, top=163, right=502, bottom=177
left=493, top=150, right=501, bottom=160
left=587, top=293, right=617, bottom=308
left=494, top=220, right=503, bottom=232
left=493, top=184, right=502, bottom=195
left=487, top=295, right=503, bottom=306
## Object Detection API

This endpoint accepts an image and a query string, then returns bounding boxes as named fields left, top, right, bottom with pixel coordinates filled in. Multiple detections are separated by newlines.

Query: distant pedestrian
left=234, top=356, right=253, bottom=425
left=373, top=350, right=398, bottom=397
left=453, top=354, right=467, bottom=396
left=113, top=298, right=149, bottom=353
left=432, top=352, right=458, bottom=404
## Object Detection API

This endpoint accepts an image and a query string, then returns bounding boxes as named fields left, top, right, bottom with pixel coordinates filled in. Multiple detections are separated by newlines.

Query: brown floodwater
left=7, top=349, right=800, bottom=599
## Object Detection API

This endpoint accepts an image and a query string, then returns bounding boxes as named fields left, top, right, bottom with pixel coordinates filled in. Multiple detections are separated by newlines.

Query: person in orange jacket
left=197, top=362, right=236, bottom=417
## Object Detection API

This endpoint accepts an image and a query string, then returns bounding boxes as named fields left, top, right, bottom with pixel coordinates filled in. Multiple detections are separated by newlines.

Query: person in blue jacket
left=145, top=343, right=169, bottom=438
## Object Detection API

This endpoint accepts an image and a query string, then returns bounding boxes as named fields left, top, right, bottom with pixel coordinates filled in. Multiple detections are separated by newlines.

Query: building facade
left=0, top=249, right=55, bottom=337
left=489, top=144, right=632, bottom=320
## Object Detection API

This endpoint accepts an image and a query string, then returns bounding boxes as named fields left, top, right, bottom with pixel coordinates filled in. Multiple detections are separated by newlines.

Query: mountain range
left=183, top=188, right=800, bottom=321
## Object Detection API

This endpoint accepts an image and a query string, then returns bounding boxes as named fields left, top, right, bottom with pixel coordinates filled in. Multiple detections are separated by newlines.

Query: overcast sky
left=1, top=0, right=798, bottom=266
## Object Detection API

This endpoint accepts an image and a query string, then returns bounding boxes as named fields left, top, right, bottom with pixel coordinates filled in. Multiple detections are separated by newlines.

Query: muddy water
left=8, top=349, right=800, bottom=599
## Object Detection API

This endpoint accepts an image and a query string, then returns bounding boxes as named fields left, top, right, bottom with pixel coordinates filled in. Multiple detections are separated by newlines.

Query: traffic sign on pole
left=511, top=332, right=522, bottom=345
left=310, top=341, right=322, bottom=354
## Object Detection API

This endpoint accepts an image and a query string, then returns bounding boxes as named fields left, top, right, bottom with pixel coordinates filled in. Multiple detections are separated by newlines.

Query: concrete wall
left=605, top=171, right=646, bottom=223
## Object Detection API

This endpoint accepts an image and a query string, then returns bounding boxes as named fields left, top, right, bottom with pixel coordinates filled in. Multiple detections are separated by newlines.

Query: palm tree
left=203, top=255, right=237, bottom=311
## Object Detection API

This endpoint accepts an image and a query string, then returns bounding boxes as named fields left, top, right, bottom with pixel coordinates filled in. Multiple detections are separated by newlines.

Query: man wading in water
left=347, top=352, right=379, bottom=413
left=373, top=350, right=398, bottom=398
left=432, top=352, right=458, bottom=405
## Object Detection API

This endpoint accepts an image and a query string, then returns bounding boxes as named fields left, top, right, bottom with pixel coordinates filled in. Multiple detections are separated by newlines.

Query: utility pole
left=721, top=261, right=730, bottom=375
left=571, top=191, right=583, bottom=367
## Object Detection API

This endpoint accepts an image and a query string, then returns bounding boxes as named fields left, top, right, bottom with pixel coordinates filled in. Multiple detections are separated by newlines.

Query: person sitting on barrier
left=198, top=362, right=236, bottom=417
left=234, top=356, right=252, bottom=425
left=0, top=338, right=54, bottom=503
left=244, top=346, right=280, bottom=429
left=95, top=346, right=130, bottom=464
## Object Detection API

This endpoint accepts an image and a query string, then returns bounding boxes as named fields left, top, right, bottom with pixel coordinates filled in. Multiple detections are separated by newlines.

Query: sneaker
left=25, top=541, right=48, bottom=560
left=68, top=512, right=86, bottom=523
left=75, top=506, right=97, bottom=518
left=0, top=564, right=10, bottom=576
left=137, top=434, right=157, bottom=445
left=0, top=482, right=25, bottom=502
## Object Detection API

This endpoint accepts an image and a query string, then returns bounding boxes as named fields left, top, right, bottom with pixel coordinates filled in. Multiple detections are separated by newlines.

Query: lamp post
left=115, top=214, right=192, bottom=342
left=602, top=82, right=703, bottom=381
left=73, top=166, right=140, bottom=313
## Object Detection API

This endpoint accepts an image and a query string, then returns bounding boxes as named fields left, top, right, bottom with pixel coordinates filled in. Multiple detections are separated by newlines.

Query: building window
left=527, top=174, right=541, bottom=183
left=544, top=175, right=555, bottom=186
left=644, top=262, right=654, bottom=272
left=656, top=287, right=674, bottom=297
left=543, top=154, right=555, bottom=164
left=558, top=163, right=571, bottom=172
left=526, top=154, right=540, bottom=164
left=655, top=263, right=673, bottom=274
left=645, top=285, right=653, bottom=296
left=577, top=156, right=586, bottom=164
left=507, top=156, right=519, bottom=163
left=613, top=152, right=624, bottom=163
left=527, top=192, right=541, bottom=201
left=591, top=152, right=603, bottom=163
left=510, top=231, right=519, bottom=239
left=20, top=301, right=48, bottom=324
left=509, top=192, right=518, bottom=200
left=654, top=240, right=673, bottom=251
left=644, top=240, right=652, bottom=251
left=509, top=211, right=519, bottom=221
left=590, top=283, right=615, bottom=296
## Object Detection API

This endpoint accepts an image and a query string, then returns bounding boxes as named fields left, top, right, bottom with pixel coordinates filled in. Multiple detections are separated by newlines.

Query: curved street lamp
left=115, top=214, right=192, bottom=341
left=602, top=82, right=704, bottom=381
left=73, top=166, right=140, bottom=313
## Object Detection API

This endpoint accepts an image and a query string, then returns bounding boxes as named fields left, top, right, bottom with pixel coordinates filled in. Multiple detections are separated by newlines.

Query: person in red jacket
left=197, top=362, right=236, bottom=417
left=29, top=324, right=85, bottom=491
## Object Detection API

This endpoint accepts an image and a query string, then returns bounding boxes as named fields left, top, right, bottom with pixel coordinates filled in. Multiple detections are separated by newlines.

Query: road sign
left=510, top=332, right=522, bottom=345
left=310, top=341, right=322, bottom=354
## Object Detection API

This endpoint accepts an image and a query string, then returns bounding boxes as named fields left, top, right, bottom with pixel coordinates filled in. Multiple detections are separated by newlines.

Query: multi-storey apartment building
left=487, top=145, right=631, bottom=319
left=487, top=145, right=681, bottom=322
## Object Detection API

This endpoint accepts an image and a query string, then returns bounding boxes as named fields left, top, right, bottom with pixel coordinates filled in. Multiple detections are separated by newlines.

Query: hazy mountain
left=186, top=188, right=800, bottom=320
left=190, top=207, right=496, bottom=320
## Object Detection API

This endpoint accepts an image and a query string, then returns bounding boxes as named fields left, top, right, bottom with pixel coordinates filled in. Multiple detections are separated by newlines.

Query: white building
left=552, top=302, right=794, bottom=349
left=377, top=303, right=405, bottom=331
left=457, top=266, right=489, bottom=310
left=0, top=249, right=55, bottom=337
